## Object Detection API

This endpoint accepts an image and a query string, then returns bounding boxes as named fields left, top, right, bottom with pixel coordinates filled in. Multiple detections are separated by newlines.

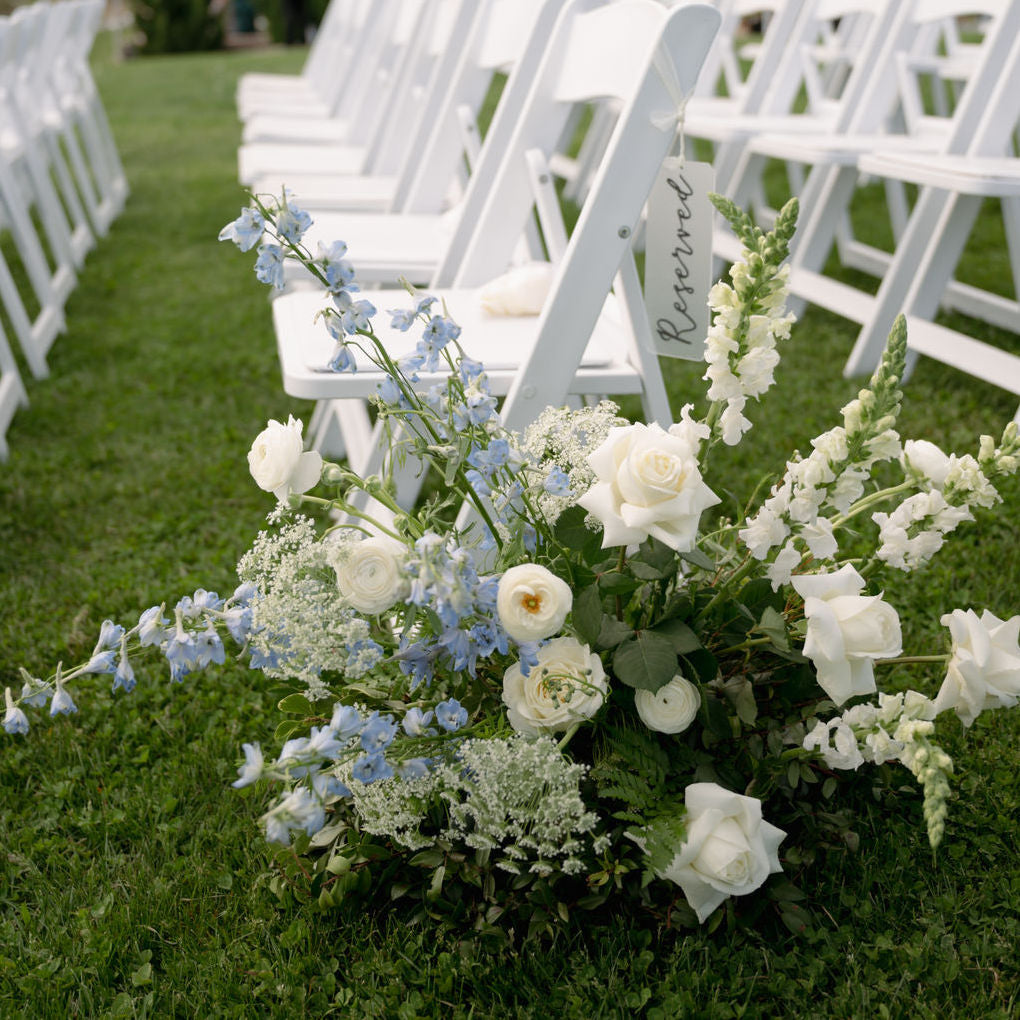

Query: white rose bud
left=933, top=608, right=1020, bottom=726
left=330, top=536, right=408, bottom=615
left=248, top=416, right=322, bottom=502
left=634, top=674, right=701, bottom=734
left=792, top=565, right=902, bottom=705
left=577, top=422, right=720, bottom=552
left=653, top=783, right=786, bottom=923
left=502, top=637, right=607, bottom=737
left=496, top=563, right=572, bottom=644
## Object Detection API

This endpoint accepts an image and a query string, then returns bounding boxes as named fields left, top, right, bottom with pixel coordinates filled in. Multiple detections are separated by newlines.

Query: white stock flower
left=654, top=783, right=785, bottom=924
left=933, top=609, right=1020, bottom=726
left=577, top=422, right=720, bottom=552
left=248, top=416, right=322, bottom=502
left=792, top=565, right=902, bottom=705
left=329, top=536, right=409, bottom=615
left=502, top=637, right=607, bottom=737
left=634, top=674, right=701, bottom=734
left=496, top=563, right=572, bottom=644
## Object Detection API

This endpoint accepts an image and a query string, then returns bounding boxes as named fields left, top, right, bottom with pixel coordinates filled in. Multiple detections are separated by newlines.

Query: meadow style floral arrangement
left=7, top=192, right=1020, bottom=935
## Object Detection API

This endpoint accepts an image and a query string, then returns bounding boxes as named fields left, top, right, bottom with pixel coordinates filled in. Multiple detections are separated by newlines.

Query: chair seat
left=242, top=114, right=353, bottom=145
left=238, top=85, right=333, bottom=123
left=272, top=285, right=640, bottom=400
left=682, top=111, right=837, bottom=145
left=282, top=211, right=457, bottom=285
left=857, top=152, right=1020, bottom=195
left=238, top=141, right=366, bottom=186
left=251, top=173, right=400, bottom=213
left=745, top=126, right=949, bottom=165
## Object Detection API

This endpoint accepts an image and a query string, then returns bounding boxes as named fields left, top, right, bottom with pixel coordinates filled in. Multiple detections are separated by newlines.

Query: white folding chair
left=237, top=0, right=437, bottom=184
left=46, top=0, right=130, bottom=232
left=249, top=0, right=566, bottom=217
left=843, top=16, right=1020, bottom=410
left=0, top=300, right=28, bottom=461
left=236, top=0, right=369, bottom=120
left=269, top=0, right=721, bottom=503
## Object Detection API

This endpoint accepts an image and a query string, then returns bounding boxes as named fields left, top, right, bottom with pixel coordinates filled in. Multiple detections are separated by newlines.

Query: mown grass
left=0, top=40, right=1018, bottom=1018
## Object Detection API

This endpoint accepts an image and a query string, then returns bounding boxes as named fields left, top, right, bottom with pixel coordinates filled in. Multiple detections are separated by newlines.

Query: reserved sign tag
left=643, top=159, right=714, bottom=360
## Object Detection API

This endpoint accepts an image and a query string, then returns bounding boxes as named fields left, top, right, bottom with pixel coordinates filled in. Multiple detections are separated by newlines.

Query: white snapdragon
left=703, top=262, right=794, bottom=448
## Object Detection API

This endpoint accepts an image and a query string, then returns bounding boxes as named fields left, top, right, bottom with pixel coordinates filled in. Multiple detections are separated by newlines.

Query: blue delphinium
left=137, top=605, right=169, bottom=647
left=112, top=650, right=136, bottom=693
left=402, top=707, right=435, bottom=737
left=317, top=241, right=355, bottom=291
left=360, top=712, right=398, bottom=754
left=232, top=742, right=264, bottom=788
left=435, top=697, right=468, bottom=732
left=388, top=294, right=436, bottom=332
left=84, top=620, right=124, bottom=675
left=275, top=203, right=312, bottom=244
left=254, top=244, right=286, bottom=289
left=351, top=752, right=394, bottom=784
left=218, top=207, right=265, bottom=252
left=4, top=688, right=29, bottom=735
left=49, top=678, right=77, bottom=716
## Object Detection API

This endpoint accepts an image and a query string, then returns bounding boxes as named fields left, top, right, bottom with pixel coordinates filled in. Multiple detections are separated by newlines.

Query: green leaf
left=598, top=571, right=642, bottom=595
left=277, top=693, right=314, bottom=715
left=652, top=618, right=702, bottom=655
left=630, top=560, right=669, bottom=580
left=595, top=616, right=634, bottom=650
left=572, top=584, right=603, bottom=645
left=697, top=694, right=731, bottom=740
left=273, top=718, right=308, bottom=742
left=553, top=504, right=602, bottom=558
left=757, top=606, right=791, bottom=650
left=613, top=632, right=678, bottom=692
left=679, top=546, right=714, bottom=571
left=681, top=648, right=719, bottom=685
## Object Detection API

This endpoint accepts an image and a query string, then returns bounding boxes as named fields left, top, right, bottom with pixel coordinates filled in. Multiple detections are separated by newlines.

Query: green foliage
left=133, top=0, right=224, bottom=54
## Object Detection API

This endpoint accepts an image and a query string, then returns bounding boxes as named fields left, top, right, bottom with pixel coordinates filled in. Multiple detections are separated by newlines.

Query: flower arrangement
left=7, top=191, right=1020, bottom=935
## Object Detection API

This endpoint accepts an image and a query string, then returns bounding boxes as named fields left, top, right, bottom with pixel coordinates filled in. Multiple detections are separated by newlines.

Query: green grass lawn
left=0, top=40, right=1018, bottom=1018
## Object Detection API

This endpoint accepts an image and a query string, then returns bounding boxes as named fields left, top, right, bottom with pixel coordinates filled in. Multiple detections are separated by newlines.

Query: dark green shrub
left=133, top=0, right=224, bottom=53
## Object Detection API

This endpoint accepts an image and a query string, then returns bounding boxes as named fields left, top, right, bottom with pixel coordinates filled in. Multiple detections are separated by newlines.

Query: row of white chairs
left=232, top=0, right=1020, bottom=517
left=0, top=0, right=129, bottom=461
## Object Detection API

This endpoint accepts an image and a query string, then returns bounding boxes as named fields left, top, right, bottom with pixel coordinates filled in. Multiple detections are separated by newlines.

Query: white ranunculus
left=330, top=536, right=409, bottom=615
left=655, top=783, right=785, bottom=923
left=496, top=563, right=572, bottom=644
left=577, top=422, right=720, bottom=552
left=792, top=565, right=902, bottom=705
left=248, top=416, right=322, bottom=502
left=932, top=608, right=1020, bottom=726
left=634, top=674, right=701, bottom=734
left=502, top=637, right=607, bottom=737
left=901, top=439, right=952, bottom=487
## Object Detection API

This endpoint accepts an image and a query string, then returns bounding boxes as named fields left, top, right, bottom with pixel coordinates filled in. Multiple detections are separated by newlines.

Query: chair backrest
left=397, top=0, right=572, bottom=213
left=440, top=0, right=721, bottom=429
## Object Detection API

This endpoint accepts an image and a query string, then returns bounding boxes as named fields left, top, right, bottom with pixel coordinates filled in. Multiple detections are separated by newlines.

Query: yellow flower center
left=520, top=593, right=543, bottom=615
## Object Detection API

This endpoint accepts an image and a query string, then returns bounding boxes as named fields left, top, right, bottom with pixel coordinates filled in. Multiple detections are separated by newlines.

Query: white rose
left=577, top=422, right=720, bottom=552
left=901, top=439, right=951, bottom=487
left=248, top=415, right=322, bottom=502
left=932, top=608, right=1020, bottom=726
left=496, top=563, right=572, bottom=643
left=502, top=636, right=607, bottom=737
left=655, top=783, right=785, bottom=923
left=330, top=536, right=408, bottom=615
left=634, top=674, right=700, bottom=734
left=792, top=564, right=902, bottom=705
